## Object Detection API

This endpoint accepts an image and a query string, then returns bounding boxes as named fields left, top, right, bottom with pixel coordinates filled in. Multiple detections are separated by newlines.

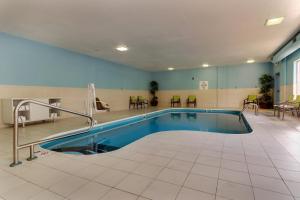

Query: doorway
left=274, top=72, right=280, bottom=104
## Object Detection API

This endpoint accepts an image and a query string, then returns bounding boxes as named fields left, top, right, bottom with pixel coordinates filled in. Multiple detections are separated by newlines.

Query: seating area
left=240, top=94, right=300, bottom=120
left=170, top=95, right=181, bottom=107
left=129, top=96, right=149, bottom=109
left=186, top=95, right=197, bottom=107
left=170, top=95, right=197, bottom=108
left=274, top=95, right=300, bottom=119
left=243, top=95, right=259, bottom=115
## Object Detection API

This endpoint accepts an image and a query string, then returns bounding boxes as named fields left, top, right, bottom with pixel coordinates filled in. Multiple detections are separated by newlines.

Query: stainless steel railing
left=10, top=99, right=95, bottom=167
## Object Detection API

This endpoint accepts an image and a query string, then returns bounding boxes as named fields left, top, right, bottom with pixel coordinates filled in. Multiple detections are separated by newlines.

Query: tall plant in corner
left=150, top=81, right=159, bottom=106
left=259, top=74, right=274, bottom=109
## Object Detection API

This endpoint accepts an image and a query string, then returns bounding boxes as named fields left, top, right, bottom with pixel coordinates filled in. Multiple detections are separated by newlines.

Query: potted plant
left=258, top=74, right=274, bottom=109
left=149, top=81, right=159, bottom=106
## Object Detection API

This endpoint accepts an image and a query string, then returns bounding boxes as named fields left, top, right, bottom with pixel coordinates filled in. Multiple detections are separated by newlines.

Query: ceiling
left=0, top=0, right=299, bottom=71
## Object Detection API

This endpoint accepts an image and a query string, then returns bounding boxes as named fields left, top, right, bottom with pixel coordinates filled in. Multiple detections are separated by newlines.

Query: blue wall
left=273, top=48, right=300, bottom=86
left=286, top=49, right=300, bottom=85
left=0, top=32, right=278, bottom=91
left=0, top=32, right=151, bottom=90
left=153, top=62, right=273, bottom=90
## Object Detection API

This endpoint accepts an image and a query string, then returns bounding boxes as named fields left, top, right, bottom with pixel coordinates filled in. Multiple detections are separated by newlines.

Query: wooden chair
left=277, top=95, right=300, bottom=120
left=243, top=95, right=259, bottom=114
left=171, top=95, right=181, bottom=107
left=137, top=96, right=149, bottom=109
left=129, top=96, right=137, bottom=109
left=274, top=95, right=294, bottom=117
left=186, top=95, right=197, bottom=107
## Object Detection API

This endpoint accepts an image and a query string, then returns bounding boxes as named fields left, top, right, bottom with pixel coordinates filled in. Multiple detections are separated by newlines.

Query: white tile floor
left=0, top=110, right=300, bottom=199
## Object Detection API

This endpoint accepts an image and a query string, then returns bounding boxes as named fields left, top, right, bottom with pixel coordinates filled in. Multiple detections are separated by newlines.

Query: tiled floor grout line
left=263, top=118, right=300, bottom=164
left=0, top=194, right=7, bottom=200
left=65, top=175, right=113, bottom=200
left=67, top=115, right=300, bottom=200
left=120, top=149, right=179, bottom=199
left=0, top=156, right=122, bottom=200
left=214, top=136, right=225, bottom=200
left=140, top=155, right=178, bottom=200
left=254, top=126, right=297, bottom=200
left=2, top=142, right=299, bottom=200
left=6, top=163, right=101, bottom=199
left=220, top=132, right=300, bottom=175
left=0, top=170, right=67, bottom=200
left=173, top=149, right=202, bottom=200
left=0, top=163, right=66, bottom=196
left=133, top=150, right=183, bottom=200
left=124, top=139, right=300, bottom=198
left=60, top=153, right=166, bottom=199
left=2, top=111, right=300, bottom=200
left=241, top=135, right=256, bottom=200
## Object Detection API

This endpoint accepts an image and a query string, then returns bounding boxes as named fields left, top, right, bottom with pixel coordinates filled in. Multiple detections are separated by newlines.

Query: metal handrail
left=10, top=99, right=95, bottom=167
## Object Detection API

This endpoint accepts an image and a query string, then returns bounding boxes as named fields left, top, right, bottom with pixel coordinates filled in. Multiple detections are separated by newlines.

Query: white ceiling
left=0, top=0, right=299, bottom=71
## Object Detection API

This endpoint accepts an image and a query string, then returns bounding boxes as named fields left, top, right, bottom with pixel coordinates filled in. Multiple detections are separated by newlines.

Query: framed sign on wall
left=199, top=81, right=208, bottom=90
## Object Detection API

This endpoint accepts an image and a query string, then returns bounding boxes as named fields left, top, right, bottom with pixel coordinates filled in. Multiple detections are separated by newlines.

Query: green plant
left=259, top=74, right=274, bottom=108
left=149, top=81, right=159, bottom=106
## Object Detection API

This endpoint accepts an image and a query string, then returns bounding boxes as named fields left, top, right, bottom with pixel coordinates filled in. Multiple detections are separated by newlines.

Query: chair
left=295, top=96, right=300, bottom=117
left=186, top=95, right=197, bottom=107
left=243, top=95, right=259, bottom=114
left=277, top=95, right=300, bottom=120
left=95, top=97, right=110, bottom=111
left=171, top=95, right=181, bottom=107
left=273, top=95, right=294, bottom=117
left=137, top=96, right=149, bottom=109
left=129, top=96, right=137, bottom=109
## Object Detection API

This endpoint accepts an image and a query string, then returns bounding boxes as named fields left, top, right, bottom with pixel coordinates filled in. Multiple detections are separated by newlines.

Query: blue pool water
left=41, top=109, right=252, bottom=155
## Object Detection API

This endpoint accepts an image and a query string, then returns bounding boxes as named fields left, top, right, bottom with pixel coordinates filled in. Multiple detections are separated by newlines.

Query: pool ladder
left=10, top=99, right=96, bottom=167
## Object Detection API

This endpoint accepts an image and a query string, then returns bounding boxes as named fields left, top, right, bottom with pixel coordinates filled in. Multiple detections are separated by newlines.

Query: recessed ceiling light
left=115, top=45, right=128, bottom=52
left=202, top=63, right=209, bottom=67
left=265, top=17, right=284, bottom=26
left=246, top=59, right=255, bottom=64
left=168, top=67, right=175, bottom=71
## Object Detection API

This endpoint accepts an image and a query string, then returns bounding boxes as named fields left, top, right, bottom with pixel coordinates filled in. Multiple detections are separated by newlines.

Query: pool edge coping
left=43, top=107, right=252, bottom=141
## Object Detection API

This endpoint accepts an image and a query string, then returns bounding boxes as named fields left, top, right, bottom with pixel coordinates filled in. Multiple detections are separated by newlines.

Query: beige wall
left=0, top=85, right=149, bottom=128
left=0, top=85, right=262, bottom=128
left=157, top=88, right=259, bottom=108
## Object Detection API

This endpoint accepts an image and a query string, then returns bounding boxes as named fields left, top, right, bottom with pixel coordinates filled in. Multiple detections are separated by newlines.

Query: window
left=294, top=59, right=300, bottom=95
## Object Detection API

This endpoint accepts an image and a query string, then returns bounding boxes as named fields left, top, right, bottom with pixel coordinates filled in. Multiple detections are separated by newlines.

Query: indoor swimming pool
left=41, top=109, right=252, bottom=155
